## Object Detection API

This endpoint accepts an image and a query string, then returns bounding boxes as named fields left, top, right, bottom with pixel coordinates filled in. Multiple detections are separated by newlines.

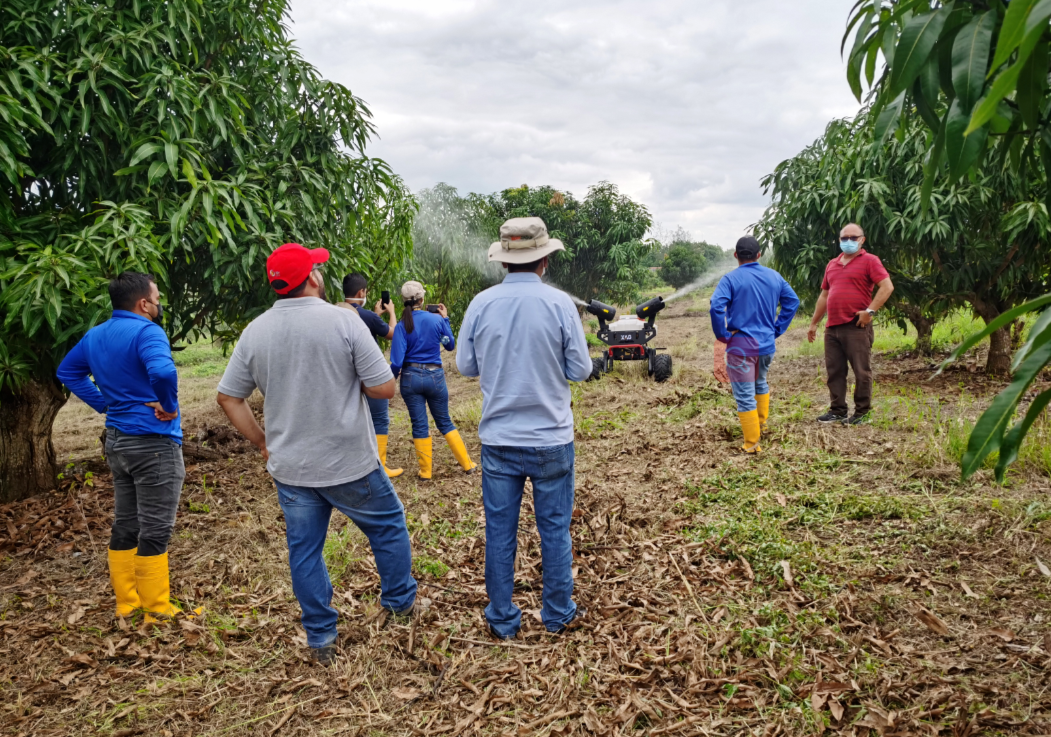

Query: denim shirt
left=456, top=273, right=592, bottom=446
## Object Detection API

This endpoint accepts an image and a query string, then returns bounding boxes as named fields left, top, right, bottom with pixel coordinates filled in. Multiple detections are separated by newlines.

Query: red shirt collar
left=837, top=248, right=868, bottom=265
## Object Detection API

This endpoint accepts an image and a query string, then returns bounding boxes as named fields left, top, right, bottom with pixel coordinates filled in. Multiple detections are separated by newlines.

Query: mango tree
left=844, top=0, right=1051, bottom=477
left=0, top=0, right=415, bottom=502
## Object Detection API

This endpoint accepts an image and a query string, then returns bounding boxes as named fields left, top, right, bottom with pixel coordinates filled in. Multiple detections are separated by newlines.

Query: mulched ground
left=1, top=297, right=1049, bottom=737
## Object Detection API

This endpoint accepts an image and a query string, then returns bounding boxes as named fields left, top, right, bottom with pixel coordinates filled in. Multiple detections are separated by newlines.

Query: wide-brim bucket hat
left=487, top=217, right=565, bottom=264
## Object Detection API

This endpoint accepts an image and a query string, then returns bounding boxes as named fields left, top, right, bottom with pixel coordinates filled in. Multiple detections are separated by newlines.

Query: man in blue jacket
left=57, top=272, right=187, bottom=621
left=710, top=236, right=800, bottom=453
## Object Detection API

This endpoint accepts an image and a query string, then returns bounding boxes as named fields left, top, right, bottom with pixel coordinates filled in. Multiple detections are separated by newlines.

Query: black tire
left=652, top=353, right=673, bottom=383
left=588, top=356, right=605, bottom=382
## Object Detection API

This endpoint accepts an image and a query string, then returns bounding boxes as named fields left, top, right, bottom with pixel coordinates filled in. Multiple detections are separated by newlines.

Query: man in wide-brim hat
left=459, top=217, right=593, bottom=639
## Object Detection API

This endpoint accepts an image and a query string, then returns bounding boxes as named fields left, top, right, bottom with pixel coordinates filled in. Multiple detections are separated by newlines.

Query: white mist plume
left=664, top=259, right=736, bottom=303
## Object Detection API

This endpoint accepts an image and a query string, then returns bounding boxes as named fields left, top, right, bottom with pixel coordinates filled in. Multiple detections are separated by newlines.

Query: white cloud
left=289, top=0, right=860, bottom=248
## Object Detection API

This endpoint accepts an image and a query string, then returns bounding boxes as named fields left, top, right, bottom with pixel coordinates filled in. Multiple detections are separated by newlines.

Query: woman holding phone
left=390, top=281, right=476, bottom=479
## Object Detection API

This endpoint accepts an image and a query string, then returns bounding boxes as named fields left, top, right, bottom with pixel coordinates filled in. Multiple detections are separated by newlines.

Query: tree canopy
left=756, top=110, right=1051, bottom=365
left=0, top=0, right=415, bottom=500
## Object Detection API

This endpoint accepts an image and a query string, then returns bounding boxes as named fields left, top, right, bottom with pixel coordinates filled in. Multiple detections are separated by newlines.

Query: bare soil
left=2, top=295, right=1049, bottom=736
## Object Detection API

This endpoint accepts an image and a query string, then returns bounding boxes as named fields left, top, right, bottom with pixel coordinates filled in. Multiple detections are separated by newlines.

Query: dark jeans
left=366, top=395, right=389, bottom=435
left=400, top=366, right=455, bottom=439
left=274, top=465, right=417, bottom=649
left=104, top=428, right=185, bottom=556
left=481, top=443, right=577, bottom=638
left=825, top=322, right=875, bottom=415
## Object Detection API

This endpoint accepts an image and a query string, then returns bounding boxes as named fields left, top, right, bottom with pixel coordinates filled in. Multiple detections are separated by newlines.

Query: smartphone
left=381, top=290, right=390, bottom=306
left=426, top=304, right=441, bottom=313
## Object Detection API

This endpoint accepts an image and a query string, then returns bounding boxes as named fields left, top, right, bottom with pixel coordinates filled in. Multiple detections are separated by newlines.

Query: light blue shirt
left=456, top=272, right=592, bottom=446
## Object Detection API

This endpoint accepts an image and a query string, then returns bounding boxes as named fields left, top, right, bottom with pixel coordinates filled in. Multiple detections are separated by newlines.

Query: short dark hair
left=273, top=278, right=309, bottom=299
left=342, top=273, right=368, bottom=298
left=508, top=258, right=545, bottom=273
left=735, top=236, right=761, bottom=261
left=109, top=271, right=155, bottom=311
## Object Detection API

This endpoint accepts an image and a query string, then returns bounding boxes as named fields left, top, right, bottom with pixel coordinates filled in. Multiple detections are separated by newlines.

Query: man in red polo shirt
left=807, top=223, right=894, bottom=424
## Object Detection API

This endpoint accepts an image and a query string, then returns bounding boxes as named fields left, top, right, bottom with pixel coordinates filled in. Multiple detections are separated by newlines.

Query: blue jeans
left=727, top=353, right=773, bottom=412
left=481, top=443, right=577, bottom=638
left=400, top=366, right=456, bottom=439
left=366, top=395, right=389, bottom=435
left=274, top=465, right=417, bottom=649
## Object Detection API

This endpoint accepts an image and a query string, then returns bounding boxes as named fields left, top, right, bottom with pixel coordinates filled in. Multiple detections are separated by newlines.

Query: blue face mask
left=840, top=238, right=862, bottom=255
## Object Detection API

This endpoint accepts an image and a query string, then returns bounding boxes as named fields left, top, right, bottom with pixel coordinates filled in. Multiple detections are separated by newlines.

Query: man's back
left=57, top=311, right=181, bottom=440
left=217, top=297, right=392, bottom=486
left=710, top=263, right=799, bottom=356
left=456, top=273, right=591, bottom=446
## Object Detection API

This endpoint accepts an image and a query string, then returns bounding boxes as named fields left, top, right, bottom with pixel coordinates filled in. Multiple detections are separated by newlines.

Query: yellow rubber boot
left=108, top=548, right=141, bottom=618
left=135, top=552, right=181, bottom=623
left=377, top=435, right=403, bottom=478
left=444, top=430, right=477, bottom=472
left=756, top=393, right=770, bottom=434
left=738, top=410, right=762, bottom=454
left=413, top=437, right=433, bottom=480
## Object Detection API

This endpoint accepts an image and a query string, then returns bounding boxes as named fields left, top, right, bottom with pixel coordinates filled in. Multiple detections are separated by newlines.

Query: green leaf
left=874, top=91, right=906, bottom=143
left=164, top=142, right=178, bottom=179
left=995, top=387, right=1051, bottom=480
left=992, top=0, right=1039, bottom=72
left=962, top=339, right=1051, bottom=478
left=919, top=53, right=941, bottom=107
left=946, top=97, right=988, bottom=179
left=889, top=5, right=954, bottom=98
left=129, top=141, right=162, bottom=167
left=937, top=293, right=1051, bottom=373
left=181, top=158, right=198, bottom=188
left=951, top=11, right=996, bottom=113
left=913, top=78, right=942, bottom=130
left=1017, top=38, right=1049, bottom=129
left=1012, top=306, right=1051, bottom=373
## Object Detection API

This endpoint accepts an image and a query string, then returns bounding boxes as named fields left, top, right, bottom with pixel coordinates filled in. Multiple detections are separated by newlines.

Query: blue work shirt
left=456, top=272, right=592, bottom=446
left=390, top=310, right=456, bottom=377
left=709, top=262, right=800, bottom=357
left=56, top=311, right=182, bottom=442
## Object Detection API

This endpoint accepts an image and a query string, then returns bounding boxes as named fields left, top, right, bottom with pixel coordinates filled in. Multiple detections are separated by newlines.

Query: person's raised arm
left=138, top=327, right=180, bottom=418
left=376, top=300, right=397, bottom=340
left=439, top=308, right=456, bottom=352
left=775, top=279, right=800, bottom=338
left=389, top=324, right=407, bottom=380
left=56, top=340, right=108, bottom=414
left=808, top=289, right=830, bottom=343
left=455, top=303, right=480, bottom=378
left=216, top=393, right=267, bottom=459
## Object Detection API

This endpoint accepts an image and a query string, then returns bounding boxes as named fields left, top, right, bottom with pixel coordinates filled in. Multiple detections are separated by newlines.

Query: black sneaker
left=311, top=644, right=337, bottom=667
left=817, top=411, right=848, bottom=424
left=487, top=624, right=517, bottom=641
left=843, top=413, right=870, bottom=426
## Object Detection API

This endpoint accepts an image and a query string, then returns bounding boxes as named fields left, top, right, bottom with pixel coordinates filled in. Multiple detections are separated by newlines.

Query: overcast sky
left=289, top=0, right=861, bottom=249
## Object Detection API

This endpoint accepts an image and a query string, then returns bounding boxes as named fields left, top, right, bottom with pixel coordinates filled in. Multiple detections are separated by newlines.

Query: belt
left=405, top=362, right=442, bottom=370
left=106, top=427, right=171, bottom=440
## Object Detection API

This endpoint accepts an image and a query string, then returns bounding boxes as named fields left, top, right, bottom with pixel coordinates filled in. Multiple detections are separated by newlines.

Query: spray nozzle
left=586, top=300, right=617, bottom=321
left=635, top=296, right=665, bottom=320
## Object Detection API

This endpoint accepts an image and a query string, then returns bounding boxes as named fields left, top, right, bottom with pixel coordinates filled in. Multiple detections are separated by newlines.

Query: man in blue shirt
left=340, top=272, right=402, bottom=478
left=710, top=236, right=800, bottom=453
left=457, top=217, right=592, bottom=640
left=57, top=272, right=187, bottom=622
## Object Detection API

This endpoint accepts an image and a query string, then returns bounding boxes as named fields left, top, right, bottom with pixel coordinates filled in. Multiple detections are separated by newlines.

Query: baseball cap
left=735, top=236, right=761, bottom=260
left=267, top=243, right=330, bottom=295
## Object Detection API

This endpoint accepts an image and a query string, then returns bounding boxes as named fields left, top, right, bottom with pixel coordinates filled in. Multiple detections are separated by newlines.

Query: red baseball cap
left=266, top=243, right=330, bottom=295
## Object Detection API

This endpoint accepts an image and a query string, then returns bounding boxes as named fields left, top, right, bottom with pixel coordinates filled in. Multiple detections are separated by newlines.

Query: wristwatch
left=865, top=309, right=876, bottom=316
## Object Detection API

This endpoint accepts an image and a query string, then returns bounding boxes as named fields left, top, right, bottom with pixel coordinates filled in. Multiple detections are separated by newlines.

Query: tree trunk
left=0, top=379, right=66, bottom=503
left=972, top=300, right=1012, bottom=376
left=902, top=305, right=935, bottom=356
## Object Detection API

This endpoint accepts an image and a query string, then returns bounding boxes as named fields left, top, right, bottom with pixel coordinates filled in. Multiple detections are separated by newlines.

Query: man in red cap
left=216, top=243, right=417, bottom=666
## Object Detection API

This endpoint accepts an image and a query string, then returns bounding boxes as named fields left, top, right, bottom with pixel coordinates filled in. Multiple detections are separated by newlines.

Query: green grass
left=323, top=525, right=365, bottom=587
left=413, top=555, right=450, bottom=579
left=793, top=309, right=995, bottom=359
left=173, top=340, right=231, bottom=377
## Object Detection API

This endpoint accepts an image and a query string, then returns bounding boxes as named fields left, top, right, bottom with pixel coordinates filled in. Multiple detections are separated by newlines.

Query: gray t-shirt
left=217, top=297, right=393, bottom=486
